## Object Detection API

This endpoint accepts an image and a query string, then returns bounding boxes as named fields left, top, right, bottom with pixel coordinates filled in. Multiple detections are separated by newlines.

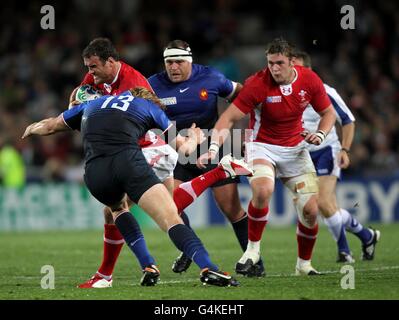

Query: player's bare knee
left=304, top=195, right=319, bottom=216
left=252, top=185, right=273, bottom=206
left=103, top=206, right=115, bottom=224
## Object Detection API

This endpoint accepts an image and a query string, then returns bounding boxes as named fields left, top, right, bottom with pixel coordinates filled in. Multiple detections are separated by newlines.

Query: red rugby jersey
left=234, top=65, right=330, bottom=147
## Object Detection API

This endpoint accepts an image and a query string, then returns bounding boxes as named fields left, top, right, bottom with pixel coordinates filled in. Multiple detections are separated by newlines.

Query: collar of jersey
left=105, top=62, right=122, bottom=87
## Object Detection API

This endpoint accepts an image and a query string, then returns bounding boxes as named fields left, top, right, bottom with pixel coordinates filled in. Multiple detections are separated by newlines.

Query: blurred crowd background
left=1, top=0, right=399, bottom=187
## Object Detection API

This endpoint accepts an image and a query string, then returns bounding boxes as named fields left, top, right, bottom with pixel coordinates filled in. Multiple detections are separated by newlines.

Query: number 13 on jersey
left=101, top=95, right=134, bottom=111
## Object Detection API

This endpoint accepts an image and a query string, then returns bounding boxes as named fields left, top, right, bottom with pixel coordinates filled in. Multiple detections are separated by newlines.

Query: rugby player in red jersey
left=198, top=38, right=337, bottom=276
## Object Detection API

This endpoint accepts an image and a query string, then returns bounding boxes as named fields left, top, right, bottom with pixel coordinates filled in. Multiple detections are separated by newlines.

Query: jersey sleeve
left=61, top=102, right=87, bottom=130
left=148, top=102, right=172, bottom=132
left=211, top=68, right=235, bottom=99
left=232, top=79, right=259, bottom=114
left=325, top=85, right=355, bottom=125
left=308, top=71, right=331, bottom=112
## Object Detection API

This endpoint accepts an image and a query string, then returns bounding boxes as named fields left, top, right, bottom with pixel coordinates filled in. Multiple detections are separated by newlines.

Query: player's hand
left=196, top=151, right=216, bottom=169
left=21, top=124, right=35, bottom=139
left=301, top=130, right=325, bottom=146
left=337, top=149, right=350, bottom=169
left=68, top=100, right=81, bottom=109
left=188, top=123, right=206, bottom=144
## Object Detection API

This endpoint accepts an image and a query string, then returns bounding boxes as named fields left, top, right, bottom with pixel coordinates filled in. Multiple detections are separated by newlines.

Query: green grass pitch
left=0, top=223, right=398, bottom=300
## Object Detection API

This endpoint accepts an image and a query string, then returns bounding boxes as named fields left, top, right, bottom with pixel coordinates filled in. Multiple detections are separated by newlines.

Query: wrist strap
left=209, top=142, right=220, bottom=154
left=315, top=130, right=326, bottom=143
left=341, top=147, right=350, bottom=154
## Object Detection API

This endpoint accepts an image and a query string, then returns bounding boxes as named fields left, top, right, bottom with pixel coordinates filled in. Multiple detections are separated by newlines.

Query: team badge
left=199, top=88, right=208, bottom=100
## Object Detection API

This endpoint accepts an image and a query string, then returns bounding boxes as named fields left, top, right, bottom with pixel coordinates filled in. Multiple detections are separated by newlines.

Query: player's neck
left=106, top=61, right=122, bottom=85
left=281, top=68, right=297, bottom=85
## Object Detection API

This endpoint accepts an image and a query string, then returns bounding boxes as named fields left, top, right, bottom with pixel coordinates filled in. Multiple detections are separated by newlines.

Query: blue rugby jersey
left=303, top=83, right=355, bottom=152
left=148, top=64, right=235, bottom=131
left=62, top=91, right=171, bottom=162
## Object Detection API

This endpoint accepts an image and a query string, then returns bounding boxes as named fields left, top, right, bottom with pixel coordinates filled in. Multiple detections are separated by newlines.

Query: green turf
left=0, top=223, right=398, bottom=300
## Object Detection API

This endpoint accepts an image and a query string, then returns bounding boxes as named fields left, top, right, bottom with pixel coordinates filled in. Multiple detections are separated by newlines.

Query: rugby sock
left=173, top=167, right=227, bottom=212
left=248, top=201, right=269, bottom=241
left=97, top=224, right=124, bottom=277
left=340, top=208, right=373, bottom=244
left=180, top=211, right=192, bottom=229
left=324, top=212, right=350, bottom=254
left=114, top=212, right=155, bottom=269
left=297, top=221, right=318, bottom=260
left=168, top=224, right=218, bottom=271
left=232, top=213, right=249, bottom=251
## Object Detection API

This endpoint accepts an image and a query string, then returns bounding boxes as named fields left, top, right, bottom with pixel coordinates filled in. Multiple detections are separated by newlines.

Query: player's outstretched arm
left=173, top=123, right=205, bottom=155
left=22, top=114, right=70, bottom=139
left=197, top=103, right=245, bottom=168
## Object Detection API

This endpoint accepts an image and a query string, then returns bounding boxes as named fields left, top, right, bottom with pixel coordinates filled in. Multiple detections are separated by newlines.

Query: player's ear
left=104, top=57, right=114, bottom=65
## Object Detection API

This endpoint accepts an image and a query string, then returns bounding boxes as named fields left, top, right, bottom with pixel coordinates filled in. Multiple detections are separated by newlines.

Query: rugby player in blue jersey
left=148, top=40, right=265, bottom=277
left=22, top=88, right=239, bottom=287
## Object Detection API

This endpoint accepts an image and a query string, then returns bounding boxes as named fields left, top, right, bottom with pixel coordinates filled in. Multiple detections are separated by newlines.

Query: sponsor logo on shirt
left=266, top=96, right=282, bottom=103
left=280, top=84, right=292, bottom=96
left=160, top=97, right=177, bottom=105
left=199, top=89, right=208, bottom=100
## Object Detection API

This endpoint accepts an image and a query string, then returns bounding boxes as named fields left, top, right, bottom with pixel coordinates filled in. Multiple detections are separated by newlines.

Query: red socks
left=296, top=221, right=318, bottom=260
left=173, top=167, right=227, bottom=213
left=97, top=224, right=124, bottom=277
left=248, top=201, right=269, bottom=241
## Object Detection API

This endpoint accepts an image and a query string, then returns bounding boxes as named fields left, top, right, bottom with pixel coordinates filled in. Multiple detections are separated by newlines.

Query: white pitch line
left=10, top=266, right=399, bottom=286
left=135, top=265, right=399, bottom=286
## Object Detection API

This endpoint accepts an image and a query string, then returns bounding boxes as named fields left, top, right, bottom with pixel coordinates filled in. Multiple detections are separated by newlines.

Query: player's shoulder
left=243, top=68, right=269, bottom=87
left=296, top=65, right=322, bottom=82
left=192, top=64, right=223, bottom=78
left=296, top=66, right=324, bottom=92
left=120, top=61, right=146, bottom=78
left=148, top=71, right=167, bottom=86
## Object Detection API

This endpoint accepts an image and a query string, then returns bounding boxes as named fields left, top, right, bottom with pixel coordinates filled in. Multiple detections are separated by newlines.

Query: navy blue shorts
left=84, top=148, right=161, bottom=206
left=310, top=146, right=341, bottom=178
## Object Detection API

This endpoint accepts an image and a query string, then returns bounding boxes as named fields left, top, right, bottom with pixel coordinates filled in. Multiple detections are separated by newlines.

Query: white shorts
left=245, top=141, right=316, bottom=178
left=142, top=144, right=178, bottom=182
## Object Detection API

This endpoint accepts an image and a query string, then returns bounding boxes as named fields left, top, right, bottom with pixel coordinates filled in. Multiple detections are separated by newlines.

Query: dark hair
left=164, top=39, right=191, bottom=51
left=82, top=38, right=120, bottom=62
left=265, top=37, right=296, bottom=59
left=293, top=50, right=312, bottom=68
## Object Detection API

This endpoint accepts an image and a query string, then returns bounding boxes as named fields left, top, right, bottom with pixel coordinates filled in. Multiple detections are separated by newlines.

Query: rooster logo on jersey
left=199, top=88, right=208, bottom=100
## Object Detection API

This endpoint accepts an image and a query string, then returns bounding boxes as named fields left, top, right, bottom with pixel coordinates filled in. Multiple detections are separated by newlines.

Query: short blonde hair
left=129, top=87, right=166, bottom=110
